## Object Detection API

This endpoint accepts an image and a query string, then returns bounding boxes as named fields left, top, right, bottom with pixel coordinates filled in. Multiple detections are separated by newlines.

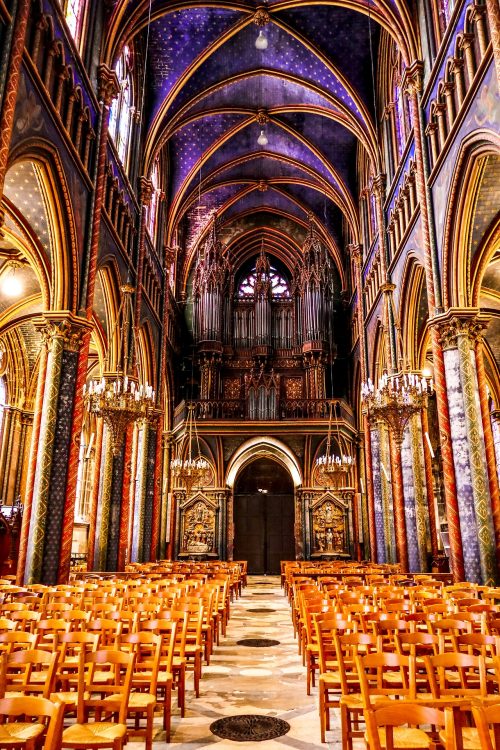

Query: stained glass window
left=109, top=47, right=132, bottom=169
left=238, top=263, right=290, bottom=299
left=63, top=0, right=86, bottom=45
left=147, top=159, right=160, bottom=239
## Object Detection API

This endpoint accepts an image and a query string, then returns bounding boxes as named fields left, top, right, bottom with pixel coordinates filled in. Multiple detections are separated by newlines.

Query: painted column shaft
left=370, top=424, right=387, bottom=564
left=410, top=413, right=431, bottom=571
left=401, top=426, right=421, bottom=572
left=442, top=345, right=482, bottom=582
left=24, top=332, right=64, bottom=583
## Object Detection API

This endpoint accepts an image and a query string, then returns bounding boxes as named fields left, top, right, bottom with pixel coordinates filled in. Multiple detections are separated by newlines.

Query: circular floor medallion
left=247, top=608, right=277, bottom=613
left=236, top=638, right=280, bottom=647
left=210, top=715, right=290, bottom=742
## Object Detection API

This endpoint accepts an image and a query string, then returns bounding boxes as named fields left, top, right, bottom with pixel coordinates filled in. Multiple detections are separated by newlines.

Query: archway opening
left=233, top=457, right=295, bottom=575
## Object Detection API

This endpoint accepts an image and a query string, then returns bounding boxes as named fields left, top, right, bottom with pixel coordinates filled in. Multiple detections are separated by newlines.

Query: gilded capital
left=402, top=61, right=424, bottom=97
left=97, top=64, right=120, bottom=106
left=139, top=176, right=154, bottom=206
left=371, top=173, right=386, bottom=199
left=348, top=244, right=363, bottom=262
left=433, top=309, right=489, bottom=350
left=35, top=313, right=92, bottom=352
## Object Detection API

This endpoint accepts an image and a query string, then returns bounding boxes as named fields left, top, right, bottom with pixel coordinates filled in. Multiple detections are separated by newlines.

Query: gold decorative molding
left=253, top=7, right=271, bottom=26
left=402, top=60, right=424, bottom=97
left=432, top=309, right=489, bottom=350
left=34, top=312, right=92, bottom=352
left=97, top=64, right=120, bottom=106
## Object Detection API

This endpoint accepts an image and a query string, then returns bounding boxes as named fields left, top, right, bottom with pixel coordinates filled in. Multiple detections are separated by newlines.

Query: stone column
left=436, top=312, right=497, bottom=584
left=0, top=0, right=30, bottom=229
left=85, top=417, right=104, bottom=570
left=150, top=416, right=164, bottom=562
left=79, top=65, right=119, bottom=316
left=130, top=420, right=149, bottom=562
left=369, top=422, right=387, bottom=564
left=141, top=423, right=157, bottom=562
left=389, top=429, right=409, bottom=573
left=475, top=336, right=500, bottom=569
left=371, top=174, right=398, bottom=371
left=23, top=315, right=88, bottom=584
left=492, top=411, right=500, bottom=489
left=160, top=435, right=172, bottom=560
left=420, top=407, right=440, bottom=560
left=116, top=428, right=134, bottom=570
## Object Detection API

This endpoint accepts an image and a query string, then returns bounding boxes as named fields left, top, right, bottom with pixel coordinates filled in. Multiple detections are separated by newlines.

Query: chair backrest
left=77, top=648, right=135, bottom=724
left=0, top=630, right=37, bottom=655
left=364, top=702, right=453, bottom=750
left=471, top=700, right=500, bottom=750
left=0, top=695, right=65, bottom=750
left=355, top=651, right=415, bottom=706
left=117, top=632, right=162, bottom=694
left=5, top=648, right=59, bottom=698
left=424, top=652, right=488, bottom=698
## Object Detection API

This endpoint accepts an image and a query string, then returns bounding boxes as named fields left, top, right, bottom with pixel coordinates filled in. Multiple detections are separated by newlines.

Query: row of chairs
left=0, top=564, right=246, bottom=750
left=288, top=569, right=500, bottom=748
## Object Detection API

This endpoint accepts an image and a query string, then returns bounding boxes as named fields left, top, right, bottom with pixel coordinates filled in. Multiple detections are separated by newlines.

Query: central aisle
left=167, top=575, right=340, bottom=749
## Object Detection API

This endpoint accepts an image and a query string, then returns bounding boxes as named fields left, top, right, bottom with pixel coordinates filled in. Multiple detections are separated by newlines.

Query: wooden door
left=233, top=458, right=295, bottom=574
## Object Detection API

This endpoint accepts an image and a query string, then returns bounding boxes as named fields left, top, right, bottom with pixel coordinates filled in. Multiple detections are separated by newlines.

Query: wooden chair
left=470, top=700, right=500, bottom=750
left=364, top=702, right=455, bottom=750
left=5, top=649, right=59, bottom=698
left=141, top=615, right=186, bottom=723
left=355, top=652, right=415, bottom=708
left=0, top=695, right=64, bottom=750
left=113, top=632, right=162, bottom=750
left=51, top=631, right=100, bottom=710
left=60, top=649, right=135, bottom=750
left=313, top=614, right=355, bottom=742
left=172, top=603, right=203, bottom=699
left=335, top=632, right=379, bottom=750
left=423, top=652, right=488, bottom=700
left=0, top=631, right=37, bottom=656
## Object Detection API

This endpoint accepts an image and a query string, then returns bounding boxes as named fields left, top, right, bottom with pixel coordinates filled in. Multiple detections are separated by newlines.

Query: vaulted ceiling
left=105, top=1, right=418, bottom=289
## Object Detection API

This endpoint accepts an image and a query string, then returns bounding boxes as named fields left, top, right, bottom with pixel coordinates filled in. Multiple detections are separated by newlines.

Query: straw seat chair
left=0, top=695, right=64, bottom=750
left=60, top=649, right=134, bottom=750
left=364, top=702, right=454, bottom=750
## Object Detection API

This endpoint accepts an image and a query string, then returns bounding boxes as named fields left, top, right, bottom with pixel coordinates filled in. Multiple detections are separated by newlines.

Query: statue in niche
left=182, top=500, right=216, bottom=554
left=312, top=499, right=345, bottom=554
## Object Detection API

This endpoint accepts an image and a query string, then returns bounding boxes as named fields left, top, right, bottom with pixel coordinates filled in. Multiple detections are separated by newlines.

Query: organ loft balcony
left=172, top=398, right=356, bottom=438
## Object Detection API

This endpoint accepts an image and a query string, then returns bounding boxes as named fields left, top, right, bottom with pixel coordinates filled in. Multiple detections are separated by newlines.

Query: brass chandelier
left=316, top=400, right=355, bottom=488
left=170, top=403, right=210, bottom=496
left=84, top=284, right=155, bottom=455
left=361, top=371, right=433, bottom=445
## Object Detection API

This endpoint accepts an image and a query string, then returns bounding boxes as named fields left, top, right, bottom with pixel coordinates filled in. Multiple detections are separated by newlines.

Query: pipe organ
left=190, top=217, right=339, bottom=416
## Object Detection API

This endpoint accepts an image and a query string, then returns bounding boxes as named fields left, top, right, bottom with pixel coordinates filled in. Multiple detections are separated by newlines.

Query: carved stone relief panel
left=310, top=494, right=347, bottom=555
left=180, top=494, right=217, bottom=555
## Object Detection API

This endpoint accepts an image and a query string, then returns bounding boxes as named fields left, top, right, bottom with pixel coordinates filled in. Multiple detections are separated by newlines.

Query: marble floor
left=143, top=575, right=356, bottom=748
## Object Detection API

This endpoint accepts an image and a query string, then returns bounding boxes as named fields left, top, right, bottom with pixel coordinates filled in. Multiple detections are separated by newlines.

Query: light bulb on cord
left=255, top=29, right=268, bottom=50
left=257, top=129, right=268, bottom=146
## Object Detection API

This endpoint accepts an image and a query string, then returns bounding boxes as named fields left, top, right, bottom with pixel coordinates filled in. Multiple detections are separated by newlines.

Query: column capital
left=139, top=176, right=154, bottom=206
left=97, top=64, right=120, bottom=106
left=432, top=309, right=489, bottom=350
left=371, top=173, right=386, bottom=198
left=347, top=243, right=363, bottom=262
left=35, top=313, right=92, bottom=352
left=402, top=60, right=425, bottom=97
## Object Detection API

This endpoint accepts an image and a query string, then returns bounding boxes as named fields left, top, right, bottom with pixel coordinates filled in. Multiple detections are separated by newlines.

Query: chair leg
left=164, top=681, right=173, bottom=741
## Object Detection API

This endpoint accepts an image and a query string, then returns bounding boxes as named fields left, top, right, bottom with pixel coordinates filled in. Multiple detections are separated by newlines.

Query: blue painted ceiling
left=112, top=1, right=407, bottom=280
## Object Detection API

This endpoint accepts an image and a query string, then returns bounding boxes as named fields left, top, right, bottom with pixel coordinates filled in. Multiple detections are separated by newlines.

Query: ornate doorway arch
left=232, top=457, right=295, bottom=575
